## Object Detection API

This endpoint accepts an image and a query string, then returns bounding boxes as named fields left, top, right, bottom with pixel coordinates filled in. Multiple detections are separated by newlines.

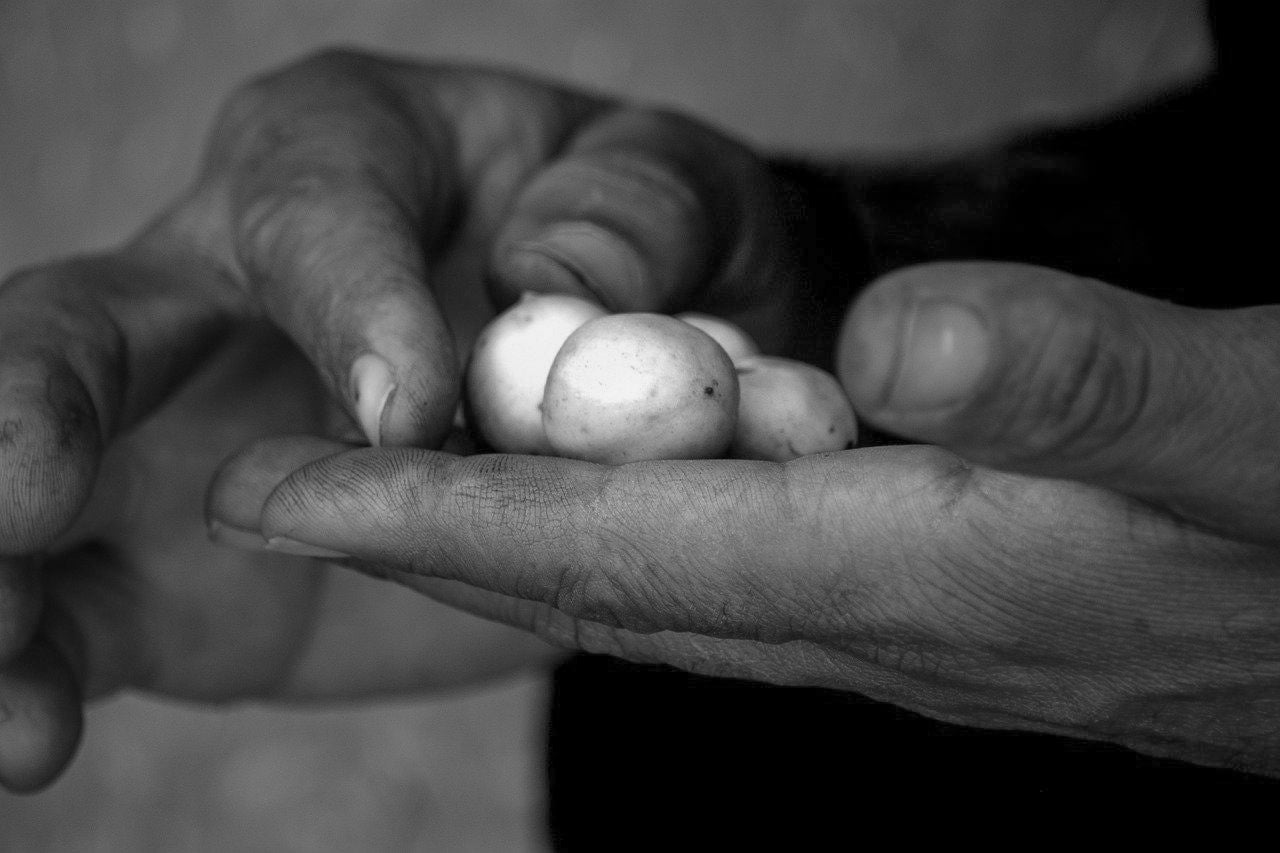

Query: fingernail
left=207, top=520, right=267, bottom=551
left=855, top=298, right=990, bottom=412
left=350, top=354, right=397, bottom=447
left=264, top=537, right=350, bottom=560
left=507, top=222, right=645, bottom=307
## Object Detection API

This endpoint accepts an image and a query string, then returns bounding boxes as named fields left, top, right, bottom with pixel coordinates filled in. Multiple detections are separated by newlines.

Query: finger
left=206, top=434, right=353, bottom=543
left=205, top=437, right=1280, bottom=749
left=487, top=107, right=794, bottom=351
left=221, top=441, right=974, bottom=639
left=0, top=635, right=82, bottom=793
left=0, top=251, right=236, bottom=554
left=209, top=435, right=852, bottom=653
left=0, top=541, right=167, bottom=793
left=216, top=54, right=541, bottom=449
left=836, top=262, right=1280, bottom=541
left=207, top=438, right=613, bottom=648
left=216, top=55, right=603, bottom=448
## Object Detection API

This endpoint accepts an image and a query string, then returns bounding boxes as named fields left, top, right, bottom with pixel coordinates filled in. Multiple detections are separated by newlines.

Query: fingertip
left=346, top=334, right=459, bottom=451
left=206, top=435, right=352, bottom=534
left=0, top=639, right=83, bottom=794
left=0, top=366, right=101, bottom=554
left=378, top=366, right=458, bottom=450
left=838, top=262, right=1062, bottom=434
left=231, top=169, right=461, bottom=451
left=255, top=446, right=455, bottom=557
left=255, top=445, right=373, bottom=538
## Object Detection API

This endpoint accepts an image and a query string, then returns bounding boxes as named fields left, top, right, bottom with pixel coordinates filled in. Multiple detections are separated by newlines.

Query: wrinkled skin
left=3, top=49, right=1279, bottom=796
left=0, top=50, right=795, bottom=791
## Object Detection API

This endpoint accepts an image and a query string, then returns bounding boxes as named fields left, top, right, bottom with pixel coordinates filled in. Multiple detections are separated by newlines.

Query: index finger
left=0, top=245, right=237, bottom=670
left=0, top=245, right=240, bottom=555
left=224, top=440, right=975, bottom=639
left=209, top=52, right=598, bottom=448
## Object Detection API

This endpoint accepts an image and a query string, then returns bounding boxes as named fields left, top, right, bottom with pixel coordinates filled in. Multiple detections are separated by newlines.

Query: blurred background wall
left=0, top=1, right=1210, bottom=850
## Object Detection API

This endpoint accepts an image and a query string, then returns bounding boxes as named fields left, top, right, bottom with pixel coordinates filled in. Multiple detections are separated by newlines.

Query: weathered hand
left=0, top=50, right=795, bottom=791
left=214, top=262, right=1280, bottom=776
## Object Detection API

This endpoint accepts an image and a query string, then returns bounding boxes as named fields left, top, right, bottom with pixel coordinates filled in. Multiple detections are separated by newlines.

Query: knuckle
left=916, top=444, right=980, bottom=520
left=564, top=105, right=769, bottom=310
left=215, top=47, right=372, bottom=134
left=553, top=113, right=721, bottom=266
left=209, top=78, right=271, bottom=157
left=206, top=63, right=328, bottom=177
left=997, top=287, right=1149, bottom=466
left=864, top=444, right=979, bottom=525
left=231, top=170, right=414, bottom=298
left=588, top=143, right=703, bottom=226
left=231, top=172, right=335, bottom=280
left=533, top=147, right=708, bottom=258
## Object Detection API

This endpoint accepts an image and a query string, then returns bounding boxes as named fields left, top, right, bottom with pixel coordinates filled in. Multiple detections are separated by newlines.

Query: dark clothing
left=546, top=6, right=1274, bottom=846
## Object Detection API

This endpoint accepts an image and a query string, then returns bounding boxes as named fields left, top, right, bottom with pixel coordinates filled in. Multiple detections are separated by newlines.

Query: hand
left=0, top=50, right=798, bottom=791
left=212, top=261, right=1280, bottom=776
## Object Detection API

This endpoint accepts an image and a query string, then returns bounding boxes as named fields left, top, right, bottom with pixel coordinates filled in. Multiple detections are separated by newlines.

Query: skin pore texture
left=0, top=34, right=1277, bottom=796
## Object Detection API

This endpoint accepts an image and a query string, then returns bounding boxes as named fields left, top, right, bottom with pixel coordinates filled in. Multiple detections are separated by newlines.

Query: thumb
left=836, top=261, right=1280, bottom=542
